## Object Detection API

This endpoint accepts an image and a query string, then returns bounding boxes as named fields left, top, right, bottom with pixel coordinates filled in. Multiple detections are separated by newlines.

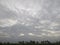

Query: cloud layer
left=0, top=0, right=60, bottom=42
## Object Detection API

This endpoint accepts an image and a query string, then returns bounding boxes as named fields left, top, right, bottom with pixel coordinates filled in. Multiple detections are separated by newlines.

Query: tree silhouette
left=0, top=40, right=60, bottom=45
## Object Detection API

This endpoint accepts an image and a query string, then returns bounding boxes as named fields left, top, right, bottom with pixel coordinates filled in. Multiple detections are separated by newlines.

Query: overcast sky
left=0, top=0, right=60, bottom=42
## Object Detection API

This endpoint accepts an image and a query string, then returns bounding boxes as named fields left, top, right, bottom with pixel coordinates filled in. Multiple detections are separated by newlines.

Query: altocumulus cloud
left=0, top=0, right=60, bottom=42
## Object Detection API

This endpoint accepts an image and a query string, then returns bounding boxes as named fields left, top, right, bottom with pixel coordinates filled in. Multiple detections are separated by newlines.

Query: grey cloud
left=0, top=31, right=10, bottom=38
left=0, top=5, right=17, bottom=19
left=0, top=0, right=60, bottom=42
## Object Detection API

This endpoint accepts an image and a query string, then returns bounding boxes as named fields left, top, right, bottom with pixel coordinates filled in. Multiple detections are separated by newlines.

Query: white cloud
left=34, top=26, right=41, bottom=28
left=39, top=20, right=51, bottom=24
left=50, top=22, right=59, bottom=26
left=28, top=33, right=42, bottom=37
left=42, top=29, right=60, bottom=37
left=28, top=33, right=35, bottom=36
left=0, top=19, right=17, bottom=27
left=19, top=33, right=24, bottom=36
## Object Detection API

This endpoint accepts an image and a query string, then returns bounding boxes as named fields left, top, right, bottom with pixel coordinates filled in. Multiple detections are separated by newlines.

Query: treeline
left=0, top=41, right=60, bottom=45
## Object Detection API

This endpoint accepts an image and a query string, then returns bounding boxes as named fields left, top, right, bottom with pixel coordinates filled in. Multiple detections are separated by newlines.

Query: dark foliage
left=0, top=41, right=60, bottom=45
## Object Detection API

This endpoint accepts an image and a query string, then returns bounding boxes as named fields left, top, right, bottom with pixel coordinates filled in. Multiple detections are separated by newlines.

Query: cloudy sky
left=0, top=0, right=60, bottom=42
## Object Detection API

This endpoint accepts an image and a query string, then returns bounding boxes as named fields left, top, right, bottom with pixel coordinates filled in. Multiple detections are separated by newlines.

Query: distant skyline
left=0, top=0, right=60, bottom=42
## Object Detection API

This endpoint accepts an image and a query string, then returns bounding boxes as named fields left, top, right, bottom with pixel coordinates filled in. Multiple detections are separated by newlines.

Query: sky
left=0, top=0, right=60, bottom=42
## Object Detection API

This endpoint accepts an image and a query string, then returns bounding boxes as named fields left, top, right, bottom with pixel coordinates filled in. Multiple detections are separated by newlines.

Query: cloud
left=42, top=29, right=60, bottom=37
left=39, top=20, right=51, bottom=24
left=0, top=2, right=18, bottom=27
left=28, top=33, right=35, bottom=36
left=0, top=19, right=17, bottom=27
left=28, top=33, right=42, bottom=37
left=0, top=31, right=10, bottom=38
left=50, top=22, right=59, bottom=26
left=0, top=0, right=60, bottom=42
left=19, top=33, right=25, bottom=37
